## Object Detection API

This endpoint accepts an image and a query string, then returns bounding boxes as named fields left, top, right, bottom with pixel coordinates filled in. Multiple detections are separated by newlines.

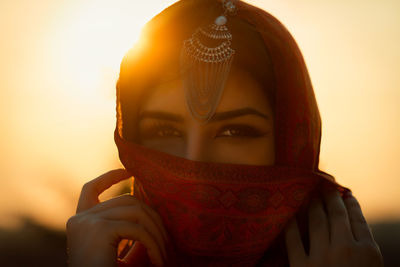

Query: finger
left=308, top=196, right=329, bottom=258
left=110, top=220, right=165, bottom=267
left=122, top=241, right=150, bottom=266
left=322, top=187, right=353, bottom=243
left=343, top=192, right=374, bottom=243
left=96, top=205, right=167, bottom=260
left=86, top=194, right=169, bottom=242
left=77, top=169, right=131, bottom=213
left=140, top=203, right=170, bottom=244
left=284, top=218, right=307, bottom=265
left=117, top=239, right=133, bottom=258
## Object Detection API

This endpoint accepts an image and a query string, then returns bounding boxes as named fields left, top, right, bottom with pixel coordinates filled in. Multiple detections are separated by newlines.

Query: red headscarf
left=114, top=0, right=350, bottom=266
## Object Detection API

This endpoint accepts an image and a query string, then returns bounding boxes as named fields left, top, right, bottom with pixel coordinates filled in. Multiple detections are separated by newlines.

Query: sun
left=51, top=0, right=177, bottom=96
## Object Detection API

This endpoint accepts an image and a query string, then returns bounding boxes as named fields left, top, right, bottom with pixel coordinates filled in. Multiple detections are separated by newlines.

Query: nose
left=185, top=126, right=208, bottom=162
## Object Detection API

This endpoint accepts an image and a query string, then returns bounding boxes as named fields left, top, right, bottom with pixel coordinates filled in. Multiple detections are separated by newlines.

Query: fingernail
left=342, top=190, right=353, bottom=200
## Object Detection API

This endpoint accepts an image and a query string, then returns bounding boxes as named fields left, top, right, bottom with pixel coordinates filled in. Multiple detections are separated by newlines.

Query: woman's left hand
left=284, top=188, right=384, bottom=267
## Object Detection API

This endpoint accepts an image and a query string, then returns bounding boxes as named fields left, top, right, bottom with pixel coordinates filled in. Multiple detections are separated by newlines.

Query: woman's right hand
left=66, top=169, right=169, bottom=267
left=284, top=188, right=383, bottom=267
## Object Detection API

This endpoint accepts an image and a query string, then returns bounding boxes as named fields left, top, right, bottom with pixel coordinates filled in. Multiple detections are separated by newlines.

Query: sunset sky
left=0, top=0, right=399, bottom=230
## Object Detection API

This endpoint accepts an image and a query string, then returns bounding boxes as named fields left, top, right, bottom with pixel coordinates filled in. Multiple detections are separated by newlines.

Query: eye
left=140, top=122, right=183, bottom=139
left=215, top=124, right=269, bottom=138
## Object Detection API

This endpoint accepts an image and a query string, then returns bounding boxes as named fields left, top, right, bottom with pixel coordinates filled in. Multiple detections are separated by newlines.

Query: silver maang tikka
left=181, top=0, right=237, bottom=122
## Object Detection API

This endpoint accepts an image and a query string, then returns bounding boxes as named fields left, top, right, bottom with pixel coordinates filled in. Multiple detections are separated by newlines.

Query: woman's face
left=137, top=68, right=275, bottom=165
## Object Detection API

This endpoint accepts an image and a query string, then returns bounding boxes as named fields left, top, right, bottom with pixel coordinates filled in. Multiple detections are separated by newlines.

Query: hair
left=117, top=0, right=275, bottom=142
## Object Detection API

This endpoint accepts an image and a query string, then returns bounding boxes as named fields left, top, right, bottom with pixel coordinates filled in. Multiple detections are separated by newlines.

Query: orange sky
left=0, top=0, right=399, bottom=230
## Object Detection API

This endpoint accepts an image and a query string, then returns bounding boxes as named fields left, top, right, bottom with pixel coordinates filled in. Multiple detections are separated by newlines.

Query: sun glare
left=51, top=0, right=177, bottom=99
left=0, top=0, right=178, bottom=229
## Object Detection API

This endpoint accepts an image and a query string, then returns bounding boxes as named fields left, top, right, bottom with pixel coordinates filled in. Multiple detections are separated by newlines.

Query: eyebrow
left=139, top=108, right=269, bottom=122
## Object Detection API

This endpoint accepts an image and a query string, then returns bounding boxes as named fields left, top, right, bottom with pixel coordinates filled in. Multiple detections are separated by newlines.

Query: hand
left=66, top=169, right=169, bottom=267
left=284, top=188, right=383, bottom=267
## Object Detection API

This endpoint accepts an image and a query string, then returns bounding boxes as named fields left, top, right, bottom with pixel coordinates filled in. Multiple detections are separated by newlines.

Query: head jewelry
left=181, top=0, right=237, bottom=122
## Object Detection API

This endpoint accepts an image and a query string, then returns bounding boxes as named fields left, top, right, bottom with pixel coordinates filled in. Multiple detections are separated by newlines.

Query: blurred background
left=0, top=0, right=399, bottom=266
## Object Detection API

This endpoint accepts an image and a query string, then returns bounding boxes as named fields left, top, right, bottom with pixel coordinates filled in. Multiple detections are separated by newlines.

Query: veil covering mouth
left=114, top=0, right=350, bottom=266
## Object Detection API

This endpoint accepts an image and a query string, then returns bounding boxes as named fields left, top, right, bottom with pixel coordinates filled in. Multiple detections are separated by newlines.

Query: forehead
left=140, top=68, right=273, bottom=116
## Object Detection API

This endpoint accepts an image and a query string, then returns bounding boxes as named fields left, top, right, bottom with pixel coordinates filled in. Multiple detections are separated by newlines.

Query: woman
left=66, top=0, right=383, bottom=266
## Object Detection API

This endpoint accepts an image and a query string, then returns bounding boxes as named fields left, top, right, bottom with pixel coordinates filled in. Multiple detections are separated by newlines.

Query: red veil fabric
left=114, top=0, right=350, bottom=266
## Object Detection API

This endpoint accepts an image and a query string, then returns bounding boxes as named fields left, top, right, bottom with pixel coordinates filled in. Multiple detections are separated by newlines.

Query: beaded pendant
left=181, top=0, right=237, bottom=122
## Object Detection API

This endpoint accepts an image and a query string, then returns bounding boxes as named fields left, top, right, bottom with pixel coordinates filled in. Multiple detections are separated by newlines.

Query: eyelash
left=215, top=124, right=268, bottom=138
left=140, top=122, right=268, bottom=139
left=142, top=121, right=183, bottom=138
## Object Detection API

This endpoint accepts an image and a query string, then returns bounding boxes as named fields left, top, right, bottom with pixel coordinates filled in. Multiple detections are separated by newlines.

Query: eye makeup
left=215, top=124, right=270, bottom=138
left=139, top=120, right=183, bottom=139
left=139, top=120, right=270, bottom=141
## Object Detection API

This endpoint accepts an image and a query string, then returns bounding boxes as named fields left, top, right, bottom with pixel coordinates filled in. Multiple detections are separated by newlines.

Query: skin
left=66, top=69, right=383, bottom=267
left=137, top=68, right=275, bottom=165
left=285, top=188, right=383, bottom=267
